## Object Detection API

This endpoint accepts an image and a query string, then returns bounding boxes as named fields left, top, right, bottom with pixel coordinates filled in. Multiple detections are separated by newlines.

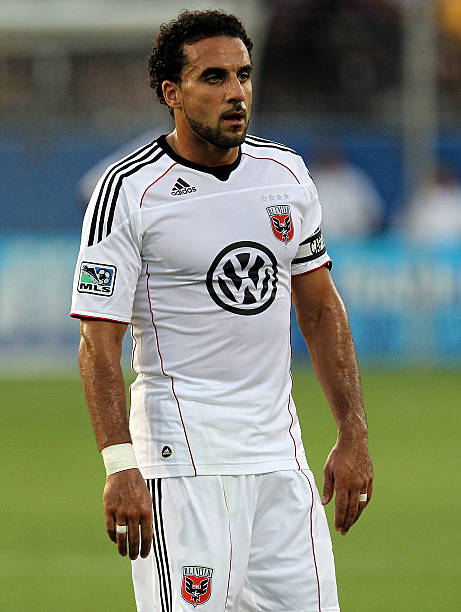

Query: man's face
left=177, top=36, right=252, bottom=149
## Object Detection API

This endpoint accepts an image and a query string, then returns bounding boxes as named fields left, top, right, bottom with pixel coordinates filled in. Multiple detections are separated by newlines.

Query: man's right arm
left=79, top=319, right=153, bottom=560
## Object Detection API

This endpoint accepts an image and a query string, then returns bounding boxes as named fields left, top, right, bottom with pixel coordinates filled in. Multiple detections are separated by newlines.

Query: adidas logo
left=171, top=177, right=197, bottom=196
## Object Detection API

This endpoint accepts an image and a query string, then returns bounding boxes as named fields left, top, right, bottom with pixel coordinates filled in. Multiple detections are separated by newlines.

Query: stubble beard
left=184, top=109, right=249, bottom=150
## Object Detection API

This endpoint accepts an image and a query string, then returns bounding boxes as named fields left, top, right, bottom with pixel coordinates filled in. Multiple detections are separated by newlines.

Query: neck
left=166, top=124, right=240, bottom=167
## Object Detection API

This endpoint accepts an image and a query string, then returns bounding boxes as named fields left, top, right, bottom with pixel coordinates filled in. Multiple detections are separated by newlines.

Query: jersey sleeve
left=70, top=179, right=142, bottom=323
left=291, top=160, right=332, bottom=276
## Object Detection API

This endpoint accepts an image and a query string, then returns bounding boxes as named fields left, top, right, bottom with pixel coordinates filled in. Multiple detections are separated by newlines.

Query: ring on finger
left=115, top=523, right=128, bottom=534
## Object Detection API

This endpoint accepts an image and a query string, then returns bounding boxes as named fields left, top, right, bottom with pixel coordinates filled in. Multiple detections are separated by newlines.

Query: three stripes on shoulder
left=88, top=141, right=164, bottom=246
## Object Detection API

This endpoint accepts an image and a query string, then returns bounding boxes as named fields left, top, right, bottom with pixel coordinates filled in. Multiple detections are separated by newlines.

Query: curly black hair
left=147, top=10, right=253, bottom=114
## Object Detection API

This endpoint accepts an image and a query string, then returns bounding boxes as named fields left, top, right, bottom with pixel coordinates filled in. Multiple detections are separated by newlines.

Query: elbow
left=78, top=331, right=98, bottom=372
left=78, top=320, right=124, bottom=365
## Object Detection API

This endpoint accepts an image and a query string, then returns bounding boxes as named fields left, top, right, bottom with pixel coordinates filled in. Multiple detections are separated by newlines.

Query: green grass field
left=2, top=369, right=459, bottom=611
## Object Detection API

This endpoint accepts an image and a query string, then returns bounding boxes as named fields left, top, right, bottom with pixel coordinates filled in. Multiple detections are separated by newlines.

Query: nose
left=225, top=73, right=245, bottom=103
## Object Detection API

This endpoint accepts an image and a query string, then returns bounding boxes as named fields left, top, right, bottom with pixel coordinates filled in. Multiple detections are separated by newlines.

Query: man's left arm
left=292, top=266, right=373, bottom=535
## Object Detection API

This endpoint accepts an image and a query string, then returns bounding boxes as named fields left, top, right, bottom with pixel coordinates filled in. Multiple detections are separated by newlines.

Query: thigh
left=240, top=470, right=340, bottom=612
left=132, top=476, right=254, bottom=612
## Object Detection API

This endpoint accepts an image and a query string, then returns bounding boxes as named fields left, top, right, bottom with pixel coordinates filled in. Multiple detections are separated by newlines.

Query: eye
left=238, top=72, right=250, bottom=82
left=205, top=74, right=221, bottom=83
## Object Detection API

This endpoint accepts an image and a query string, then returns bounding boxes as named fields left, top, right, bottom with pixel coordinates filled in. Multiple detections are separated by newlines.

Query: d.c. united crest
left=181, top=566, right=213, bottom=607
left=266, top=205, right=294, bottom=243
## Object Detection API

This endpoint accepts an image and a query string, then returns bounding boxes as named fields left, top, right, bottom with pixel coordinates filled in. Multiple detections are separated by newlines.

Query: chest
left=140, top=185, right=306, bottom=277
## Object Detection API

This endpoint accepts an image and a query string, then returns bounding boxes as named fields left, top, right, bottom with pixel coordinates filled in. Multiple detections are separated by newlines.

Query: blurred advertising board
left=292, top=234, right=461, bottom=365
left=0, top=234, right=460, bottom=372
left=0, top=235, right=81, bottom=373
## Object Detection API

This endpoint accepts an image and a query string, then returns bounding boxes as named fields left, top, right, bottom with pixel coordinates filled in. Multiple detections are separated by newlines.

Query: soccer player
left=71, top=10, right=373, bottom=612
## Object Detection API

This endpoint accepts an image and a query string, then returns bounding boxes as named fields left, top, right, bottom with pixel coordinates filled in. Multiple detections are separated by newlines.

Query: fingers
left=354, top=478, right=373, bottom=524
left=115, top=519, right=128, bottom=557
left=127, top=517, right=140, bottom=560
left=108, top=515, right=153, bottom=560
left=127, top=510, right=154, bottom=560
left=105, top=511, right=130, bottom=554
left=335, top=478, right=373, bottom=535
left=335, top=486, right=360, bottom=535
left=367, top=478, right=373, bottom=503
left=104, top=509, right=129, bottom=555
left=140, top=514, right=154, bottom=559
left=321, top=467, right=334, bottom=505
left=105, top=513, right=116, bottom=543
left=340, top=489, right=360, bottom=535
left=353, top=489, right=369, bottom=525
left=325, top=440, right=374, bottom=535
left=103, top=471, right=153, bottom=560
left=333, top=486, right=349, bottom=533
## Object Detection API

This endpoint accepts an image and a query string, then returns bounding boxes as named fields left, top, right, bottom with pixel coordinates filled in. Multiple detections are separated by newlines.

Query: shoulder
left=242, top=134, right=313, bottom=185
left=243, top=134, right=301, bottom=157
left=85, top=138, right=170, bottom=246
left=98, top=137, right=168, bottom=194
left=93, top=137, right=173, bottom=211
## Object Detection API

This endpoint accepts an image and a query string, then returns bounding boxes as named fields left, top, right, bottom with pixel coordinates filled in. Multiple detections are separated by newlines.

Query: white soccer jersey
left=71, top=134, right=332, bottom=478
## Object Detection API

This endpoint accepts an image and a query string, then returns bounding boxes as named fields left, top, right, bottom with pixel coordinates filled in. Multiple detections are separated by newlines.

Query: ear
left=162, top=80, right=182, bottom=112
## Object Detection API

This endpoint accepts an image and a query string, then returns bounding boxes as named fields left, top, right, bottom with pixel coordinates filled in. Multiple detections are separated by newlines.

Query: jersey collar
left=157, top=134, right=242, bottom=181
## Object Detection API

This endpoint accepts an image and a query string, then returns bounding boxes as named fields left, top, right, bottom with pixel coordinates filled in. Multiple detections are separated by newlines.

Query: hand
left=321, top=434, right=373, bottom=535
left=103, top=468, right=153, bottom=560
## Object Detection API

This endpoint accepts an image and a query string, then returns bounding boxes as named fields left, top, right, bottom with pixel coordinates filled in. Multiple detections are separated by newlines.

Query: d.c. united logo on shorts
left=266, top=205, right=294, bottom=243
left=181, top=566, right=213, bottom=607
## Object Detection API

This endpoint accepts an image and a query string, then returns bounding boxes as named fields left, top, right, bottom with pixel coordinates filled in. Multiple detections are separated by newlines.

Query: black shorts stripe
left=245, top=135, right=300, bottom=156
left=151, top=478, right=172, bottom=612
left=103, top=149, right=165, bottom=241
left=156, top=480, right=172, bottom=612
left=147, top=481, right=167, bottom=612
left=87, top=141, right=157, bottom=246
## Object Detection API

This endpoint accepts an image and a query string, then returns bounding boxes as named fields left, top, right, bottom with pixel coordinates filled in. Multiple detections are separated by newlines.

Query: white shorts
left=132, top=470, right=340, bottom=612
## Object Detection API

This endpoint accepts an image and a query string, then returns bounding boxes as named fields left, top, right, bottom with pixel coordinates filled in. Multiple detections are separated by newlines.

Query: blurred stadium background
left=1, top=1, right=460, bottom=610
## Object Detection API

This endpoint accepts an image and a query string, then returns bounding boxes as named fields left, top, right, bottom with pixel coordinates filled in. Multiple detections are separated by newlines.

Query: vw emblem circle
left=206, top=241, right=278, bottom=315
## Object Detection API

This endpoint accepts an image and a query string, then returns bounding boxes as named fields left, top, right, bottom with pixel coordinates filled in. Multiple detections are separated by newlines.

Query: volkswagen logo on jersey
left=181, top=566, right=213, bottom=607
left=206, top=241, right=278, bottom=315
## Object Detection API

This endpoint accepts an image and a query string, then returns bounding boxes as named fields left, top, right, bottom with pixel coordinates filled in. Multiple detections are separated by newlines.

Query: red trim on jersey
left=139, top=162, right=178, bottom=207
left=287, top=393, right=301, bottom=470
left=301, top=470, right=322, bottom=612
left=291, top=260, right=332, bottom=277
left=145, top=266, right=166, bottom=373
left=222, top=478, right=233, bottom=610
left=145, top=263, right=197, bottom=475
left=70, top=313, right=129, bottom=325
left=242, top=152, right=301, bottom=183
left=168, top=375, right=198, bottom=472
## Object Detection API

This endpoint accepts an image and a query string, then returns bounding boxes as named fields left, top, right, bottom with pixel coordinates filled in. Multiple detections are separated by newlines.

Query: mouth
left=221, top=110, right=246, bottom=127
